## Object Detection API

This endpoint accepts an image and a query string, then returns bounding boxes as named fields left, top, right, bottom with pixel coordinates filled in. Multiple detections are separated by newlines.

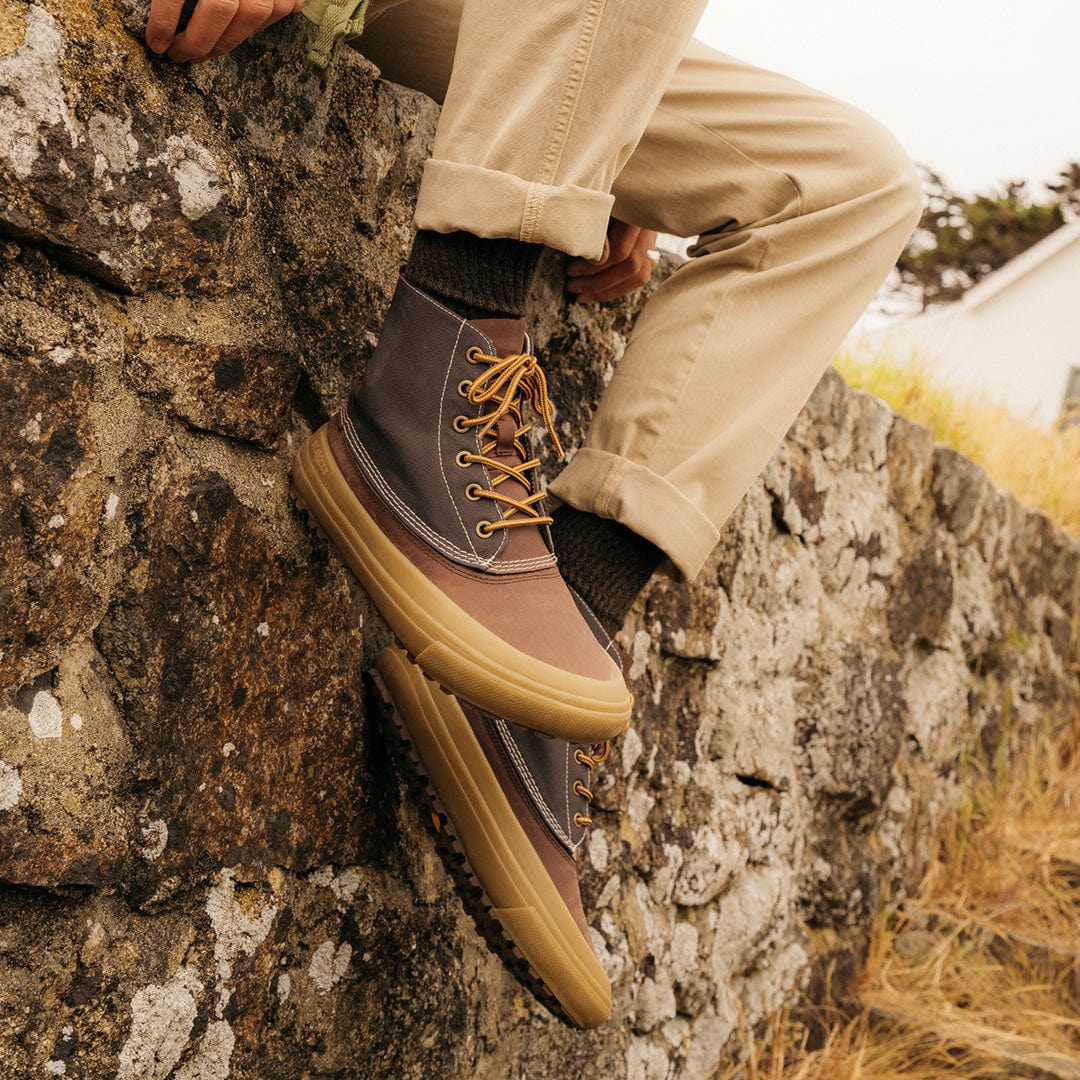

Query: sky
left=694, top=1, right=1080, bottom=197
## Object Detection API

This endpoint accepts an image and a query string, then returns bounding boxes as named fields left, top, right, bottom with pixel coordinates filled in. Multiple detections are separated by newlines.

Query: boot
left=370, top=591, right=624, bottom=1028
left=293, top=275, right=631, bottom=742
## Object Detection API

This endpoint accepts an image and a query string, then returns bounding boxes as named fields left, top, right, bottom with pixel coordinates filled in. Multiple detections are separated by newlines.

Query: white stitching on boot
left=437, top=319, right=481, bottom=559
left=493, top=716, right=576, bottom=850
left=340, top=410, right=556, bottom=572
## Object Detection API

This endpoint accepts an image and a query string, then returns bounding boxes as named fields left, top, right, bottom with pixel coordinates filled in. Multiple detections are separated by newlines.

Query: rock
left=932, top=445, right=992, bottom=544
left=0, top=247, right=111, bottom=693
left=887, top=541, right=955, bottom=648
left=94, top=462, right=376, bottom=900
left=0, top=640, right=134, bottom=886
left=125, top=334, right=299, bottom=447
left=0, top=4, right=250, bottom=293
left=2, top=5, right=1079, bottom=1078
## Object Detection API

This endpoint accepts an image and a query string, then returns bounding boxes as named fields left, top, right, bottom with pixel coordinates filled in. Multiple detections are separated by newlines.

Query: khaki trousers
left=302, top=0, right=923, bottom=579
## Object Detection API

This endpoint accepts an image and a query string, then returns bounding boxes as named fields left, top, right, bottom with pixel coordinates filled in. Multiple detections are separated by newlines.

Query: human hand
left=146, top=0, right=303, bottom=62
left=565, top=219, right=660, bottom=304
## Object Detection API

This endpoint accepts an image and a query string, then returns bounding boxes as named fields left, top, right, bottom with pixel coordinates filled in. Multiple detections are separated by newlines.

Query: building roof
left=962, top=217, right=1080, bottom=310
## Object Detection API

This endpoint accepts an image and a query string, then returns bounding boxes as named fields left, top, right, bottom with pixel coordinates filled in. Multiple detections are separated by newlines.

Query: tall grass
left=722, top=715, right=1080, bottom=1077
left=721, top=351, right=1080, bottom=1076
left=718, top=1006, right=1013, bottom=1080
left=914, top=720, right=1080, bottom=946
left=833, top=350, right=1080, bottom=537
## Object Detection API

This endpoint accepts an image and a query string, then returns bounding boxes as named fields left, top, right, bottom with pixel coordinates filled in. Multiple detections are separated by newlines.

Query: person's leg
left=291, top=3, right=708, bottom=1027
left=355, top=0, right=709, bottom=322
left=349, top=0, right=711, bottom=322
left=548, top=39, right=924, bottom=580
left=333, top=1, right=541, bottom=322
left=361, top=15, right=920, bottom=604
left=354, top=1, right=693, bottom=633
left=389, top=0, right=709, bottom=259
left=293, top=1, right=711, bottom=735
left=298, top=8, right=920, bottom=1028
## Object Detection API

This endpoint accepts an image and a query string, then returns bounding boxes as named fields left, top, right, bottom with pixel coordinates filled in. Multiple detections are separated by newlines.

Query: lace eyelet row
left=572, top=740, right=612, bottom=830
left=451, top=345, right=562, bottom=541
left=455, top=408, right=488, bottom=531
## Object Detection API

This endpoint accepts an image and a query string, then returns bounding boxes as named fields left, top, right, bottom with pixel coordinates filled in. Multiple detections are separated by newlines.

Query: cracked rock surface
left=2, top=5, right=1079, bottom=1078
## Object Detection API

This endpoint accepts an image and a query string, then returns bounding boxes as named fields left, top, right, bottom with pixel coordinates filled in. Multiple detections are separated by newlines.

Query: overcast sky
left=694, top=1, right=1079, bottom=197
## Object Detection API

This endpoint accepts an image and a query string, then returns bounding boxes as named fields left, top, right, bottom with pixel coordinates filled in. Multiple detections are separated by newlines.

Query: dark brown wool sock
left=404, top=229, right=544, bottom=320
left=550, top=505, right=664, bottom=639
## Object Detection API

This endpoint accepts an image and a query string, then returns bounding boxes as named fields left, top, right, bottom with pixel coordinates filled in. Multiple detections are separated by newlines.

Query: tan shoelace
left=454, top=347, right=564, bottom=538
left=571, top=741, right=610, bottom=828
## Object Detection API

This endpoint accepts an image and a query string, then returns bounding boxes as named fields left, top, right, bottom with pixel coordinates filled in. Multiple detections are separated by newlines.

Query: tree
left=893, top=164, right=1076, bottom=311
left=1046, top=161, right=1080, bottom=219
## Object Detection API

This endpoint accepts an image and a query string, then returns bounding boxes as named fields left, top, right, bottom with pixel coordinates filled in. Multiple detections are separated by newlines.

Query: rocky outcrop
left=2, top=5, right=1078, bottom=1078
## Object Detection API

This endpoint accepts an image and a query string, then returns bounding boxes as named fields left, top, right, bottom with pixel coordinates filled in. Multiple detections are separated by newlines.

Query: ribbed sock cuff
left=403, top=229, right=543, bottom=320
left=551, top=505, right=663, bottom=638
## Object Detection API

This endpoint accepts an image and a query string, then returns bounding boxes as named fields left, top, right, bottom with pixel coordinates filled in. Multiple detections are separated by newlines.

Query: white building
left=857, top=220, right=1080, bottom=427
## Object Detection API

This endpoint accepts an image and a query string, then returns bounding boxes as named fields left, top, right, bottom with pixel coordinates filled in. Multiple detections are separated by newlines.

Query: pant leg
left=350, top=18, right=922, bottom=579
left=546, top=39, right=924, bottom=579
left=344, top=0, right=708, bottom=259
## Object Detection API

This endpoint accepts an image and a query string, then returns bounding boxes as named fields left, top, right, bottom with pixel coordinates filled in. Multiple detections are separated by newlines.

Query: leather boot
left=293, top=275, right=631, bottom=742
left=371, top=596, right=623, bottom=1028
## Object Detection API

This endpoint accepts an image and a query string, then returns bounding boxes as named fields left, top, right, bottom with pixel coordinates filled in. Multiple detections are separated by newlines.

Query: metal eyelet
left=455, top=450, right=471, bottom=468
left=573, top=813, right=592, bottom=828
left=457, top=379, right=472, bottom=398
left=464, top=484, right=483, bottom=502
left=452, top=415, right=470, bottom=433
left=475, top=520, right=494, bottom=538
left=465, top=346, right=482, bottom=365
left=574, top=750, right=590, bottom=766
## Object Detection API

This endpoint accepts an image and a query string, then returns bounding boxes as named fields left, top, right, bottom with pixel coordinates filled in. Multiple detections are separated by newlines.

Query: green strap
left=308, top=0, right=371, bottom=77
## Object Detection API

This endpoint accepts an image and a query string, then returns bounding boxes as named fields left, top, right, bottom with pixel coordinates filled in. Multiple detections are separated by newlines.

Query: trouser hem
left=548, top=449, right=719, bottom=581
left=415, top=160, right=614, bottom=258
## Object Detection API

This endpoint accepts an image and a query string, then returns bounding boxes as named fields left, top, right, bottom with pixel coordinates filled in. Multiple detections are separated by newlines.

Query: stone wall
left=2, top=5, right=1078, bottom=1078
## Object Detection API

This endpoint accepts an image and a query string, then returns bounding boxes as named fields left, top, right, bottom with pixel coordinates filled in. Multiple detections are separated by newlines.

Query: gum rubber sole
left=371, top=647, right=612, bottom=1030
left=291, top=423, right=630, bottom=743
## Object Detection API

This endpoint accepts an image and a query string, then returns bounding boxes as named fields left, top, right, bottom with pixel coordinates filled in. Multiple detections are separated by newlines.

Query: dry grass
left=861, top=916, right=1080, bottom=1058
left=720, top=351, right=1080, bottom=1076
left=833, top=349, right=1080, bottom=537
left=913, top=718, right=1080, bottom=946
left=722, top=715, right=1080, bottom=1077
left=718, top=1006, right=1020, bottom=1079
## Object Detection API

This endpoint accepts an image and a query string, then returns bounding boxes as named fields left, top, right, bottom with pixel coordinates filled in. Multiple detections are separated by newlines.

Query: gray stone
left=0, top=4, right=250, bottom=293
left=2, top=6, right=1079, bottom=1078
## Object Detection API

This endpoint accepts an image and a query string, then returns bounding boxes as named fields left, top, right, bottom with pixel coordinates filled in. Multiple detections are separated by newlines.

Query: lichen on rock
left=1, top=5, right=1078, bottom=1079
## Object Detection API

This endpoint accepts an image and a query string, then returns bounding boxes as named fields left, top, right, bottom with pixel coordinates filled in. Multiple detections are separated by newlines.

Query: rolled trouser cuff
left=549, top=449, right=720, bottom=582
left=415, top=159, right=614, bottom=259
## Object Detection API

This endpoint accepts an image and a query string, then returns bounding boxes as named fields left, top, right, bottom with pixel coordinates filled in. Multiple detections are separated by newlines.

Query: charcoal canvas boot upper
left=345, top=277, right=559, bottom=575
left=292, top=274, right=632, bottom=742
